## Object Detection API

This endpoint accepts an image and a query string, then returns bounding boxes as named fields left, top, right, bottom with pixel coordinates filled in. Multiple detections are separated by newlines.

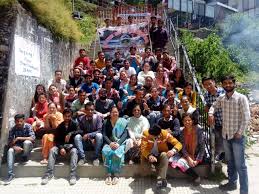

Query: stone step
left=2, top=142, right=212, bottom=179
left=0, top=160, right=210, bottom=178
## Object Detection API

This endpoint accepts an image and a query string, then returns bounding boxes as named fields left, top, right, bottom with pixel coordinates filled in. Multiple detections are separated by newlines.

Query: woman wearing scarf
left=40, top=102, right=63, bottom=164
left=102, top=106, right=129, bottom=185
left=126, top=104, right=150, bottom=164
left=169, top=113, right=205, bottom=186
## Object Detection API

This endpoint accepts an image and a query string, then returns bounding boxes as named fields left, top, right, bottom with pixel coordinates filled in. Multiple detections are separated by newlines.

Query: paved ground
left=0, top=141, right=259, bottom=194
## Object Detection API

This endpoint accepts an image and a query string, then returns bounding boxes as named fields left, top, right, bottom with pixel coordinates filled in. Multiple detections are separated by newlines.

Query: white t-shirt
left=119, top=67, right=136, bottom=77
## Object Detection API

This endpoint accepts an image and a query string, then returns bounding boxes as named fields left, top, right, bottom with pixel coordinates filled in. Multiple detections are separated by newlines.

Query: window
left=256, top=0, right=259, bottom=7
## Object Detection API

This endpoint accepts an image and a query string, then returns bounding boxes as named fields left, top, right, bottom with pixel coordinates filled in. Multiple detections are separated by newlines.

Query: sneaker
left=105, top=176, right=112, bottom=185
left=193, top=176, right=201, bottom=186
left=112, top=177, right=119, bottom=185
left=78, top=158, right=85, bottom=166
left=21, top=156, right=29, bottom=163
left=156, top=179, right=167, bottom=189
left=219, top=182, right=237, bottom=191
left=41, top=174, right=53, bottom=185
left=93, top=159, right=100, bottom=166
left=4, top=174, right=15, bottom=185
left=69, top=175, right=77, bottom=185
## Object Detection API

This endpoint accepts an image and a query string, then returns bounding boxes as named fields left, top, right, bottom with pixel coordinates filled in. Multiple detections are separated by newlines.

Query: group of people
left=2, top=15, right=250, bottom=194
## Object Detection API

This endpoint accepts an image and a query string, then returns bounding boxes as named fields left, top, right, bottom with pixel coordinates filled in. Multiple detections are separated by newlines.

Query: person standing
left=202, top=76, right=225, bottom=161
left=208, top=75, right=250, bottom=194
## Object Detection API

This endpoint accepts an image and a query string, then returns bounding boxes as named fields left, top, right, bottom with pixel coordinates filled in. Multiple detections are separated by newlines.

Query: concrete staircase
left=0, top=140, right=211, bottom=178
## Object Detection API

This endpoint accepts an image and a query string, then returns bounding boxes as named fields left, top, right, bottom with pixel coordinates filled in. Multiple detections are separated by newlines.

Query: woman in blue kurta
left=102, top=106, right=129, bottom=185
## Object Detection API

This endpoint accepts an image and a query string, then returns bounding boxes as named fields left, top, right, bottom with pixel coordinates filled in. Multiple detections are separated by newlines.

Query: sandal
left=105, top=176, right=112, bottom=185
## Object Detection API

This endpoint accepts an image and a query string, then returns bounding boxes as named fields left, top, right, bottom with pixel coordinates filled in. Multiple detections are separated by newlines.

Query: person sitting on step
left=40, top=102, right=63, bottom=164
left=74, top=101, right=103, bottom=166
left=126, top=104, right=150, bottom=164
left=41, top=108, right=80, bottom=185
left=169, top=113, right=205, bottom=186
left=4, top=114, right=35, bottom=185
left=141, top=124, right=182, bottom=190
left=102, top=106, right=129, bottom=185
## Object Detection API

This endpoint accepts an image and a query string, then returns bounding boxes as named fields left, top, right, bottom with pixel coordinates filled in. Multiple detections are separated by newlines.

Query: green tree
left=180, top=30, right=242, bottom=82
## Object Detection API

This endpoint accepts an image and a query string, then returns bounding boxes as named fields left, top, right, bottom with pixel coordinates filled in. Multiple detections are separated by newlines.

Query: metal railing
left=164, top=10, right=215, bottom=173
left=97, top=4, right=163, bottom=25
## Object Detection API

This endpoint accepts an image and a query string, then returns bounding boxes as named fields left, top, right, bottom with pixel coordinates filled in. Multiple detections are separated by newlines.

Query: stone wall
left=0, top=3, right=80, bottom=149
left=0, top=5, right=17, bottom=140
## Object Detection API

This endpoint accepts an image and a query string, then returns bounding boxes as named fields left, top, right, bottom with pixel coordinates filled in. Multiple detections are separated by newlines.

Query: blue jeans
left=7, top=140, right=33, bottom=176
left=223, top=136, right=248, bottom=194
left=147, top=111, right=162, bottom=128
left=74, top=133, right=103, bottom=160
left=46, top=146, right=78, bottom=176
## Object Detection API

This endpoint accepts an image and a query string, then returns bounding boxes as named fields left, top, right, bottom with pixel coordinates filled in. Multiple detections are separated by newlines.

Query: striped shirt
left=209, top=91, right=250, bottom=140
left=204, top=87, right=225, bottom=127
left=8, top=123, right=35, bottom=147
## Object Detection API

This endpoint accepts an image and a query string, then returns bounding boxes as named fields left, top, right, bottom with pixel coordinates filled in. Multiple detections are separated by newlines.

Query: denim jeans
left=147, top=111, right=162, bottom=128
left=223, top=136, right=248, bottom=194
left=74, top=133, right=103, bottom=160
left=7, top=140, right=33, bottom=176
left=46, top=146, right=78, bottom=176
left=214, top=126, right=224, bottom=155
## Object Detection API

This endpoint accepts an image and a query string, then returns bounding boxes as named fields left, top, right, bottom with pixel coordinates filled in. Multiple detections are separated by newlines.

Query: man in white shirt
left=119, top=59, right=136, bottom=78
left=48, top=70, right=67, bottom=93
left=209, top=75, right=250, bottom=194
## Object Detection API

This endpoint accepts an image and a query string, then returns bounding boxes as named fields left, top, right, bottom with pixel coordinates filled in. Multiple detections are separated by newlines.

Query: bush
left=23, top=0, right=82, bottom=41
left=0, top=0, right=16, bottom=8
left=180, top=30, right=243, bottom=82
left=79, top=15, right=97, bottom=44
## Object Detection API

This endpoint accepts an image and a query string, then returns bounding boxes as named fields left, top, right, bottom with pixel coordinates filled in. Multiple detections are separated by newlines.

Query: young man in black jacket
left=41, top=109, right=80, bottom=185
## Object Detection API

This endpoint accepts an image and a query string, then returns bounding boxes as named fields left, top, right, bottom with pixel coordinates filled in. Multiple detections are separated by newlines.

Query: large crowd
left=2, top=15, right=250, bottom=194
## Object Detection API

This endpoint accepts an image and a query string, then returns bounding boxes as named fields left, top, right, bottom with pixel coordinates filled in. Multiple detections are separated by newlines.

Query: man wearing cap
left=141, top=124, right=182, bottom=190
left=4, top=114, right=35, bottom=185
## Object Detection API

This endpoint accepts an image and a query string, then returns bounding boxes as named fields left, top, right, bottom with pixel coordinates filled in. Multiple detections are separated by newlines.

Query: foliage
left=180, top=30, right=243, bottom=82
left=125, top=0, right=145, bottom=5
left=73, top=0, right=97, bottom=15
left=0, top=0, right=16, bottom=8
left=78, top=14, right=97, bottom=45
left=22, top=0, right=82, bottom=41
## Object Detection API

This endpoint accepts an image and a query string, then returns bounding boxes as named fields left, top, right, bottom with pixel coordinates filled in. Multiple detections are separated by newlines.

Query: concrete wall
left=0, top=3, right=80, bottom=150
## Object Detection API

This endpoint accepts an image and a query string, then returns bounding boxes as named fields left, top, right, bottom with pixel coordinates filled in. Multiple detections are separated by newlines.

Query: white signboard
left=15, top=35, right=40, bottom=77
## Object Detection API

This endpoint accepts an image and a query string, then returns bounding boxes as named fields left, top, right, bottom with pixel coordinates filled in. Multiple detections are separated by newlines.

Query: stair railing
left=164, top=10, right=216, bottom=173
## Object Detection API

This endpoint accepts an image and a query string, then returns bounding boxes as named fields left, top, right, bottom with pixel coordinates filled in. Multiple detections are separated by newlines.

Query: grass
left=79, top=14, right=97, bottom=45
left=0, top=0, right=17, bottom=7
left=22, top=0, right=82, bottom=41
left=73, top=0, right=97, bottom=15
left=1, top=0, right=97, bottom=44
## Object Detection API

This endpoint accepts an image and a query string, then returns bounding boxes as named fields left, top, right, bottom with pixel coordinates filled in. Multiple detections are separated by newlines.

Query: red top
left=35, top=101, right=48, bottom=120
left=74, top=56, right=90, bottom=70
